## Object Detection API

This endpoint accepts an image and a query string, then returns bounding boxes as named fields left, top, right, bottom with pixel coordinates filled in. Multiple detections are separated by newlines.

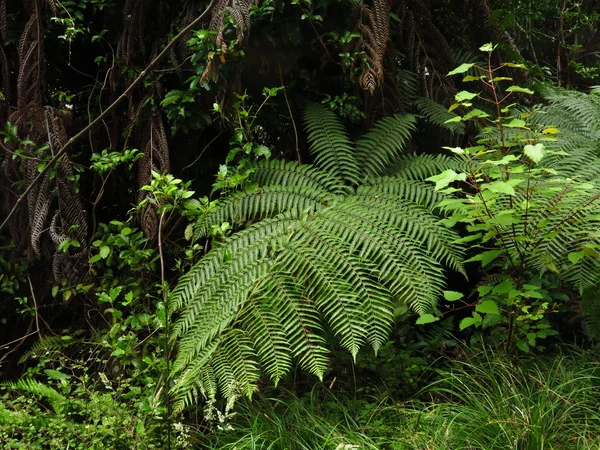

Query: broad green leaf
left=459, top=312, right=482, bottom=330
left=463, top=75, right=483, bottom=82
left=516, top=340, right=530, bottom=352
left=503, top=118, right=526, bottom=128
left=523, top=143, right=546, bottom=164
left=476, top=300, right=499, bottom=315
left=184, top=224, right=194, bottom=240
left=481, top=181, right=515, bottom=195
left=416, top=314, right=440, bottom=325
left=465, top=249, right=504, bottom=267
left=442, top=146, right=465, bottom=154
left=543, top=127, right=560, bottom=134
left=100, top=246, right=111, bottom=259
left=452, top=233, right=483, bottom=244
left=444, top=116, right=463, bottom=124
left=506, top=86, right=534, bottom=95
left=426, top=169, right=466, bottom=190
left=492, top=280, right=513, bottom=294
left=463, top=109, right=490, bottom=119
left=478, top=285, right=492, bottom=296
left=479, top=43, right=494, bottom=52
left=455, top=91, right=478, bottom=102
left=485, top=154, right=518, bottom=166
left=443, top=291, right=464, bottom=301
left=448, top=63, right=475, bottom=76
left=505, top=62, right=527, bottom=69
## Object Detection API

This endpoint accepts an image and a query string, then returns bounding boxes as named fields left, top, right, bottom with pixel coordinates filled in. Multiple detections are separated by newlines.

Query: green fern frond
left=389, top=154, right=463, bottom=180
left=18, top=335, right=74, bottom=364
left=304, top=102, right=361, bottom=184
left=355, top=114, right=417, bottom=177
left=359, top=179, right=447, bottom=209
left=250, top=159, right=348, bottom=195
left=212, top=329, right=261, bottom=399
left=2, top=379, right=67, bottom=414
left=413, top=97, right=465, bottom=134
left=581, top=288, right=600, bottom=340
left=195, top=185, right=337, bottom=237
left=541, top=87, right=600, bottom=132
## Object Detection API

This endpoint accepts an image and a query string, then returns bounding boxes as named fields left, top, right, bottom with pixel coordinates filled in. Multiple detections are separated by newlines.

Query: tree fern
left=170, top=104, right=465, bottom=406
left=413, top=97, right=465, bottom=135
left=303, top=102, right=361, bottom=184
left=355, top=114, right=417, bottom=177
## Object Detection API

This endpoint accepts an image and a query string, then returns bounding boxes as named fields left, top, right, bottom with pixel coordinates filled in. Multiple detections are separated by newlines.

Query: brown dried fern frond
left=116, top=0, right=148, bottom=69
left=199, top=0, right=258, bottom=83
left=137, top=112, right=171, bottom=239
left=0, top=44, right=11, bottom=122
left=390, top=0, right=455, bottom=103
left=16, top=11, right=44, bottom=108
left=0, top=0, right=7, bottom=40
left=345, top=0, right=391, bottom=94
left=465, top=0, right=521, bottom=59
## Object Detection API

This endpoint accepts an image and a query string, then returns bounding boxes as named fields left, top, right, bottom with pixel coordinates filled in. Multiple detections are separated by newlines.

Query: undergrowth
left=201, top=347, right=600, bottom=450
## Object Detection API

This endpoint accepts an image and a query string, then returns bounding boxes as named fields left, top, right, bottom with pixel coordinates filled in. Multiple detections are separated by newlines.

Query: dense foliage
left=1, top=0, right=600, bottom=448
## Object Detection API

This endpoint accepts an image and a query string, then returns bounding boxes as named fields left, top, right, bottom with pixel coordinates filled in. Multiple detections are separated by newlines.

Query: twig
left=0, top=0, right=217, bottom=234
left=279, top=64, right=301, bottom=164
left=0, top=329, right=38, bottom=351
left=28, top=276, right=42, bottom=339
left=157, top=208, right=172, bottom=449
left=182, top=130, right=225, bottom=171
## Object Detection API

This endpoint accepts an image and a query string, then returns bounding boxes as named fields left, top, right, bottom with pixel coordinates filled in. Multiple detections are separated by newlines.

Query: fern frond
left=195, top=185, right=337, bottom=237
left=18, top=335, right=74, bottom=364
left=360, top=178, right=447, bottom=209
left=413, top=97, right=465, bottom=134
left=250, top=159, right=348, bottom=194
left=389, top=154, right=463, bottom=180
left=2, top=379, right=67, bottom=414
left=355, top=114, right=417, bottom=177
left=304, top=103, right=360, bottom=184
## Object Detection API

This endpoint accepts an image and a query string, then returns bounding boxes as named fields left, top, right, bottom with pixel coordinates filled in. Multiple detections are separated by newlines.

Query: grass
left=201, top=347, right=600, bottom=449
left=394, top=349, right=600, bottom=449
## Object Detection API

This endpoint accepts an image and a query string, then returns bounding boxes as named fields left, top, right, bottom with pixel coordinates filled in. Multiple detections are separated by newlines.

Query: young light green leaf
left=481, top=181, right=516, bottom=195
left=463, top=109, right=490, bottom=119
left=503, top=118, right=526, bottom=128
left=426, top=170, right=466, bottom=190
left=416, top=314, right=440, bottom=325
left=523, top=143, right=546, bottom=164
left=506, top=86, right=534, bottom=95
left=476, top=299, right=499, bottom=315
left=448, top=63, right=475, bottom=76
left=100, top=246, right=111, bottom=259
left=568, top=251, right=586, bottom=264
left=465, top=249, right=504, bottom=267
left=505, top=62, right=527, bottom=69
left=459, top=312, right=482, bottom=330
left=455, top=91, right=478, bottom=102
left=479, top=43, right=495, bottom=52
left=442, top=146, right=465, bottom=154
left=443, top=291, right=464, bottom=301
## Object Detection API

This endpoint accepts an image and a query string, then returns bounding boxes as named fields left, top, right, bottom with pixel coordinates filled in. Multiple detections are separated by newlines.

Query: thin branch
left=158, top=208, right=171, bottom=448
left=279, top=63, right=301, bottom=164
left=28, top=276, right=42, bottom=339
left=0, top=0, right=217, bottom=234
